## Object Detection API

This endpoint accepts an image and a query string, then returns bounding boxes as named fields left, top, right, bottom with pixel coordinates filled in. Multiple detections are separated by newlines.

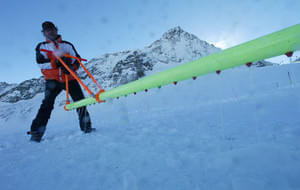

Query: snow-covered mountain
left=0, top=82, right=17, bottom=95
left=78, top=26, right=221, bottom=89
left=0, top=77, right=44, bottom=103
left=0, top=26, right=276, bottom=121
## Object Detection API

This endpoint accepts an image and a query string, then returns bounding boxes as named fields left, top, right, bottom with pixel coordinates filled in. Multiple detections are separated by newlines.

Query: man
left=29, top=21, right=93, bottom=142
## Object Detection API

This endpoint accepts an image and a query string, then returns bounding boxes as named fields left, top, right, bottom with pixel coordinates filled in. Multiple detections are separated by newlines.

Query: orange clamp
left=95, top=89, right=105, bottom=103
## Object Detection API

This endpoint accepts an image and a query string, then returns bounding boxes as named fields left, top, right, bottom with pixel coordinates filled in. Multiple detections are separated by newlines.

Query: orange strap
left=64, top=54, right=106, bottom=102
left=55, top=56, right=94, bottom=96
left=65, top=54, right=103, bottom=90
left=65, top=75, right=70, bottom=103
left=64, top=75, right=70, bottom=111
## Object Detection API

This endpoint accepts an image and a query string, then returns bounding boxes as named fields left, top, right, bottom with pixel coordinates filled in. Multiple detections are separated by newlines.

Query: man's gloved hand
left=61, top=63, right=74, bottom=74
left=55, top=59, right=62, bottom=67
left=55, top=56, right=72, bottom=68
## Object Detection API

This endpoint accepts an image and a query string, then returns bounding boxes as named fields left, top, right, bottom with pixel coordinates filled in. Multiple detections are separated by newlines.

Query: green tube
left=65, top=23, right=300, bottom=110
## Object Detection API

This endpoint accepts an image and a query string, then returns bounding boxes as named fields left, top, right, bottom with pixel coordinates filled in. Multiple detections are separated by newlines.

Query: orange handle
left=56, top=56, right=94, bottom=96
left=65, top=54, right=102, bottom=90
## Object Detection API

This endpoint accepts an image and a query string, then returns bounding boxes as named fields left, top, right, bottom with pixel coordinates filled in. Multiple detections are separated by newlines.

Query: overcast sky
left=1, top=0, right=299, bottom=83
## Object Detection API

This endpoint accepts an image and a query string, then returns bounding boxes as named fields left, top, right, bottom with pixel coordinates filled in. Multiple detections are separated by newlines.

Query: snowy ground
left=1, top=63, right=300, bottom=190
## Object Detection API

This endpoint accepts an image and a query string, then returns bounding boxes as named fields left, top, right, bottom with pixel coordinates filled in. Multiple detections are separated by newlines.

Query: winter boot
left=29, top=126, right=46, bottom=142
left=80, top=118, right=94, bottom=133
left=77, top=107, right=94, bottom=133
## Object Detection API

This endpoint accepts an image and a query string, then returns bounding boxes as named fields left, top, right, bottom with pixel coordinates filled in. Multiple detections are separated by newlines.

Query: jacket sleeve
left=64, top=41, right=81, bottom=70
left=35, top=43, right=50, bottom=64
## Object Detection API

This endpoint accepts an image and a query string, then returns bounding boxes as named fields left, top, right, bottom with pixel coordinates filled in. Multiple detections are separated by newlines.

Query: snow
left=0, top=83, right=17, bottom=95
left=1, top=62, right=300, bottom=190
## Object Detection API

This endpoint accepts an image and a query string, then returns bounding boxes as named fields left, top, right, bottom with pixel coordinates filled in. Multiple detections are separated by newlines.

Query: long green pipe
left=65, top=23, right=300, bottom=110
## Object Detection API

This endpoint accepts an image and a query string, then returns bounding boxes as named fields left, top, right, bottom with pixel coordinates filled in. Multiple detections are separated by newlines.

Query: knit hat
left=42, top=21, right=57, bottom=31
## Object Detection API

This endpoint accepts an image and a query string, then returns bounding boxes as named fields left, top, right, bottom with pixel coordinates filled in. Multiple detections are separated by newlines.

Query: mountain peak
left=164, top=26, right=184, bottom=35
left=161, top=26, right=196, bottom=41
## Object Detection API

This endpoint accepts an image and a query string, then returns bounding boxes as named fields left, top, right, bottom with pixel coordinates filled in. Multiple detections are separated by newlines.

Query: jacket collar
left=46, top=35, right=62, bottom=43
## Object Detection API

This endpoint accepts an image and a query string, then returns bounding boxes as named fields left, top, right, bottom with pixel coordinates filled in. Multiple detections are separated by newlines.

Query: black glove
left=55, top=56, right=72, bottom=68
left=62, top=63, right=74, bottom=74
left=55, top=59, right=62, bottom=67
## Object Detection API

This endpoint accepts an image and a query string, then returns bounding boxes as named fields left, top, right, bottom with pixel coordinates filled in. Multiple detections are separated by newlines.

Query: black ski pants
left=30, top=79, right=91, bottom=135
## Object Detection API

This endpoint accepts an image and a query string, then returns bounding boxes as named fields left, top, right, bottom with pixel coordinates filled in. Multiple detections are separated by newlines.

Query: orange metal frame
left=40, top=49, right=105, bottom=110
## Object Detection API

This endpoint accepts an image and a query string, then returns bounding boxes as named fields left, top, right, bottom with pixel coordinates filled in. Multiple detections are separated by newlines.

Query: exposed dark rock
left=112, top=51, right=153, bottom=85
